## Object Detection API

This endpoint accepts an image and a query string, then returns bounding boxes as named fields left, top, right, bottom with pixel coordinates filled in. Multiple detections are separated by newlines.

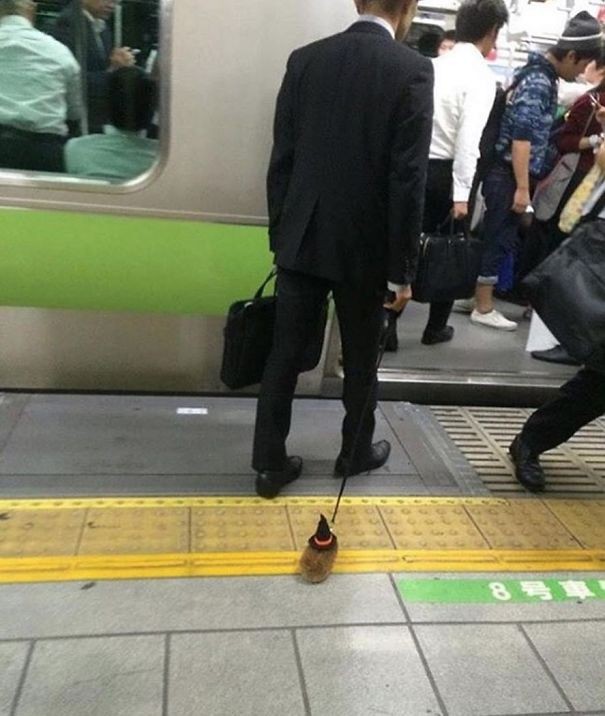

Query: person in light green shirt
left=65, top=66, right=158, bottom=183
left=0, top=0, right=82, bottom=172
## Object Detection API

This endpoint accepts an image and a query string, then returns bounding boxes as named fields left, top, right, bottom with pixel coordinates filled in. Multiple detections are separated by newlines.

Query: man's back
left=268, top=21, right=433, bottom=288
left=0, top=14, right=81, bottom=135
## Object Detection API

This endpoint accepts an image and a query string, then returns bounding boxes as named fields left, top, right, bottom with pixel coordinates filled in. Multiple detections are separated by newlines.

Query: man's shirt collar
left=356, top=14, right=395, bottom=39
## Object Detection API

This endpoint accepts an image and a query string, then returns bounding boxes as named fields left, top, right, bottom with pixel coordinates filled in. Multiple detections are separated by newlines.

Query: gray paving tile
left=0, top=395, right=415, bottom=478
left=169, top=631, right=304, bottom=716
left=297, top=625, right=442, bottom=716
left=15, top=636, right=163, bottom=716
left=415, top=624, right=568, bottom=716
left=0, top=575, right=405, bottom=639
left=0, top=642, right=29, bottom=715
left=524, top=622, right=605, bottom=712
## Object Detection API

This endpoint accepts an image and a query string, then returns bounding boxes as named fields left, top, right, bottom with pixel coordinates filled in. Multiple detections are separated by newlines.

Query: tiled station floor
left=1, top=392, right=604, bottom=714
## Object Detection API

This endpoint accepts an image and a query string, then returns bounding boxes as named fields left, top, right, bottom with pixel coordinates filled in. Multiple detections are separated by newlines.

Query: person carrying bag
left=523, top=147, right=605, bottom=366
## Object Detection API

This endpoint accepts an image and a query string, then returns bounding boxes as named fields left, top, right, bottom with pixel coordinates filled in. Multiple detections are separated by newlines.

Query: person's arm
left=266, top=54, right=296, bottom=250
left=386, top=58, right=434, bottom=311
left=509, top=74, right=553, bottom=213
left=452, top=75, right=496, bottom=219
left=557, top=95, right=600, bottom=154
left=511, top=140, right=531, bottom=213
left=64, top=55, right=83, bottom=122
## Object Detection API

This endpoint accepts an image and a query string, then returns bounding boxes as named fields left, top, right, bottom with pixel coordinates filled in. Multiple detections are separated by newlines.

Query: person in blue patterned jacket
left=465, top=12, right=603, bottom=332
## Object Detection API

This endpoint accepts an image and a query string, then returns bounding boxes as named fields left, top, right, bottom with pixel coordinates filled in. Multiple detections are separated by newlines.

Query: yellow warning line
left=1, top=550, right=605, bottom=583
left=0, top=496, right=604, bottom=583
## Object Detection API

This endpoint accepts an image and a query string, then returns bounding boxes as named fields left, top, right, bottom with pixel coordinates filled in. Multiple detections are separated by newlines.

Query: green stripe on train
left=0, top=209, right=272, bottom=315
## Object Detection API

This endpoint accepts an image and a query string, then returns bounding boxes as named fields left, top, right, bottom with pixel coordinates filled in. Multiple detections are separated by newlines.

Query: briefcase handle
left=254, top=268, right=278, bottom=300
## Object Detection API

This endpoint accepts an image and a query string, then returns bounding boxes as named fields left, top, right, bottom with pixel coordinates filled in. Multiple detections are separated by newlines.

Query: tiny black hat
left=557, top=11, right=602, bottom=52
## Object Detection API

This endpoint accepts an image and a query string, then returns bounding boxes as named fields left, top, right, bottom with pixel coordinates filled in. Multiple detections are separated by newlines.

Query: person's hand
left=452, top=201, right=468, bottom=220
left=384, top=285, right=412, bottom=312
left=110, top=47, right=135, bottom=70
left=596, top=143, right=605, bottom=172
left=512, top=187, right=530, bottom=214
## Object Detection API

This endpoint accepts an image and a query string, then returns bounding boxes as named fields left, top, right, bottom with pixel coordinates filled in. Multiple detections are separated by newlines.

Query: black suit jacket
left=53, top=2, right=113, bottom=132
left=267, top=21, right=434, bottom=287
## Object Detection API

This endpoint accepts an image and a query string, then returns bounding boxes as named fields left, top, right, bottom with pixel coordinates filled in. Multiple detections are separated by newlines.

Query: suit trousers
left=422, top=159, right=456, bottom=330
left=252, top=268, right=383, bottom=472
left=520, top=368, right=605, bottom=455
left=0, top=126, right=66, bottom=173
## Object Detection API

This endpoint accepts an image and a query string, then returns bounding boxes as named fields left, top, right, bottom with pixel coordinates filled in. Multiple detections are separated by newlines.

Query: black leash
left=331, top=306, right=399, bottom=523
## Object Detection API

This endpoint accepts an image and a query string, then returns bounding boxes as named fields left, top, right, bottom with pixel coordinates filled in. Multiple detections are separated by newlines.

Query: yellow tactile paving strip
left=0, top=497, right=605, bottom=583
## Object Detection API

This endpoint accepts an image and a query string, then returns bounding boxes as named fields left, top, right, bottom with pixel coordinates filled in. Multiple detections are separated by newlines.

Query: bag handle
left=254, top=268, right=278, bottom=299
left=579, top=95, right=598, bottom=139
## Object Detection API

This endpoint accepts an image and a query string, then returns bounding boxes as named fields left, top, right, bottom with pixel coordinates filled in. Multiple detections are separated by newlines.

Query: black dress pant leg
left=521, top=368, right=605, bottom=455
left=423, top=159, right=455, bottom=331
left=252, top=268, right=330, bottom=472
left=332, top=282, right=384, bottom=460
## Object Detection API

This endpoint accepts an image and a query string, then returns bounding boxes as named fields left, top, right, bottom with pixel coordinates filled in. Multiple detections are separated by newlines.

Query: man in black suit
left=53, top=0, right=135, bottom=133
left=252, top=0, right=434, bottom=498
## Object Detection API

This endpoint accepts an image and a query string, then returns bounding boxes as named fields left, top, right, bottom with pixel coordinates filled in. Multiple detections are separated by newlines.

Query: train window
left=0, top=0, right=161, bottom=186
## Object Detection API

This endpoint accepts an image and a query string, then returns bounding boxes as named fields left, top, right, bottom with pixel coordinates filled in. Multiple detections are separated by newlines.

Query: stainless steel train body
left=0, top=0, right=574, bottom=404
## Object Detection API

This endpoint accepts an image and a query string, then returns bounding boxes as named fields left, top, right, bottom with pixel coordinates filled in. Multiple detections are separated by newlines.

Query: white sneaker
left=470, top=309, right=518, bottom=331
left=453, top=298, right=475, bottom=314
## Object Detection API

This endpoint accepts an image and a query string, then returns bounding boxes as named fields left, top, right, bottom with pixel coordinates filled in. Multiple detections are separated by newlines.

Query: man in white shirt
left=387, top=0, right=508, bottom=349
left=0, top=0, right=82, bottom=172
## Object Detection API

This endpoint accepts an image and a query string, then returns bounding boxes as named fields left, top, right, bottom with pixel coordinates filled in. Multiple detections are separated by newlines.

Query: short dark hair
left=455, top=0, right=509, bottom=44
left=417, top=31, right=443, bottom=57
left=108, top=67, right=157, bottom=132
left=550, top=46, right=602, bottom=63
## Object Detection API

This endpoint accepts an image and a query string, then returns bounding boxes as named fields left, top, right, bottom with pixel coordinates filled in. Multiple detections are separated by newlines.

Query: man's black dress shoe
left=334, top=440, right=391, bottom=478
left=509, top=435, right=545, bottom=492
left=531, top=345, right=581, bottom=366
left=422, top=325, right=454, bottom=346
left=255, top=456, right=303, bottom=499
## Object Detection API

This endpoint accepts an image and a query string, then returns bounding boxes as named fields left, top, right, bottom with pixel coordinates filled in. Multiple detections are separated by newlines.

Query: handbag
left=412, top=220, right=483, bottom=303
left=532, top=103, right=596, bottom=223
left=220, top=269, right=328, bottom=390
left=522, top=191, right=605, bottom=365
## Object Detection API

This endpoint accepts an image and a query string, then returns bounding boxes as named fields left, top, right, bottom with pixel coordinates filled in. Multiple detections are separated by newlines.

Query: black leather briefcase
left=523, top=217, right=605, bottom=366
left=412, top=223, right=483, bottom=304
left=220, top=270, right=328, bottom=390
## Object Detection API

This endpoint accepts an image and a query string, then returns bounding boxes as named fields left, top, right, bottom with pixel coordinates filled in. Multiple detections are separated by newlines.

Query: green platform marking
left=398, top=578, right=605, bottom=604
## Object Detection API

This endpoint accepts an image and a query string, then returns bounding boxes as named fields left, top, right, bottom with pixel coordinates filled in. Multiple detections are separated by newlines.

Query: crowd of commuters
left=0, top=0, right=158, bottom=180
left=253, top=0, right=605, bottom=498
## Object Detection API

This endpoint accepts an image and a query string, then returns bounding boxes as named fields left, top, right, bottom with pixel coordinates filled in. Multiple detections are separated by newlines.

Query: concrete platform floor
left=1, top=572, right=605, bottom=716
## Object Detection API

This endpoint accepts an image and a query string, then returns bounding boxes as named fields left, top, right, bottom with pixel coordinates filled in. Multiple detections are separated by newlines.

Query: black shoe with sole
left=509, top=435, right=545, bottom=492
left=334, top=440, right=391, bottom=478
left=531, top=346, right=581, bottom=366
left=422, top=325, right=454, bottom=346
left=255, top=456, right=303, bottom=499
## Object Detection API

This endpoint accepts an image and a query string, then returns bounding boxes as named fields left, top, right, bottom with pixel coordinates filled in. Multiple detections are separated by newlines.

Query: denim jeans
left=478, top=164, right=520, bottom=284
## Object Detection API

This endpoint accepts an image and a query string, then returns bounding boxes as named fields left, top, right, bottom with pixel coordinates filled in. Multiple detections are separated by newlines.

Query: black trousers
left=252, top=268, right=383, bottom=472
left=422, top=159, right=457, bottom=330
left=0, top=126, right=66, bottom=173
left=521, top=368, right=605, bottom=455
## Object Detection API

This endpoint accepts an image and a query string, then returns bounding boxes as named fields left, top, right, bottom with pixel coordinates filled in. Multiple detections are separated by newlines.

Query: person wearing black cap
left=252, top=0, right=433, bottom=499
left=465, top=11, right=603, bottom=332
